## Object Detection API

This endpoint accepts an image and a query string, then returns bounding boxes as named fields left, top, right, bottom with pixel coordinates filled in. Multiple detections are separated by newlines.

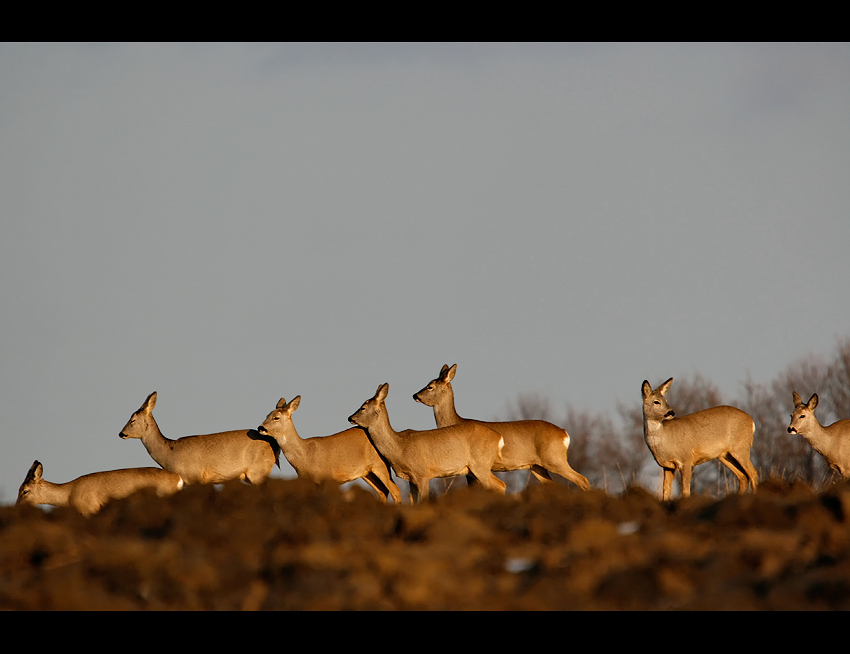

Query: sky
left=1, top=42, right=849, bottom=503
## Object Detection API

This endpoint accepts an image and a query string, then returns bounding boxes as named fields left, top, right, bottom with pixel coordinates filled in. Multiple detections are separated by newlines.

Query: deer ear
left=792, top=391, right=802, bottom=406
left=376, top=383, right=389, bottom=402
left=808, top=394, right=819, bottom=410
left=659, top=378, right=673, bottom=396
left=27, top=460, right=43, bottom=482
left=443, top=364, right=457, bottom=383
left=288, top=396, right=301, bottom=412
left=642, top=380, right=652, bottom=398
left=276, top=398, right=287, bottom=409
left=141, top=391, right=157, bottom=414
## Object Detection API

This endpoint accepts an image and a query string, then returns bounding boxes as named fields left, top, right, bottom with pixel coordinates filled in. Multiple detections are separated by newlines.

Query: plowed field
left=3, top=478, right=850, bottom=610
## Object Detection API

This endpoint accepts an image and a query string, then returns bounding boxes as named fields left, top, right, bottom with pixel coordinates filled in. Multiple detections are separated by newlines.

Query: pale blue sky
left=2, top=43, right=849, bottom=502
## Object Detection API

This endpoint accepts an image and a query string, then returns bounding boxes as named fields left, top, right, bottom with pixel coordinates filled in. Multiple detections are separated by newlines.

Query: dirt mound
left=3, top=477, right=850, bottom=610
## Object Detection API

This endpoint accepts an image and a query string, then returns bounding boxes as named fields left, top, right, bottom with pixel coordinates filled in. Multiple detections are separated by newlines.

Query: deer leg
left=371, top=468, right=401, bottom=504
left=740, top=454, right=758, bottom=493
left=662, top=467, right=675, bottom=501
left=411, top=478, right=429, bottom=503
left=468, top=465, right=507, bottom=494
left=407, top=481, right=418, bottom=504
left=680, top=464, right=692, bottom=498
left=724, top=452, right=758, bottom=493
left=487, top=472, right=507, bottom=494
left=563, top=467, right=591, bottom=491
left=718, top=454, right=748, bottom=493
left=361, top=472, right=390, bottom=503
left=746, top=463, right=758, bottom=493
left=542, top=461, right=591, bottom=491
left=529, top=466, right=553, bottom=484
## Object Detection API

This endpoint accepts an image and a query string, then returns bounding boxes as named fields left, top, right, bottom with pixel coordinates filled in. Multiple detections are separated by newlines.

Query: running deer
left=641, top=378, right=758, bottom=500
left=414, top=364, right=590, bottom=490
left=348, top=383, right=507, bottom=502
left=257, top=396, right=402, bottom=503
left=788, top=392, right=850, bottom=480
left=119, top=391, right=280, bottom=485
left=16, top=460, right=183, bottom=517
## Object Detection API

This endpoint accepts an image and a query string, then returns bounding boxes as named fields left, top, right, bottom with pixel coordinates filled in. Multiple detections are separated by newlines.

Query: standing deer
left=16, top=460, right=183, bottom=517
left=119, top=391, right=280, bottom=485
left=413, top=364, right=590, bottom=490
left=641, top=378, right=758, bottom=500
left=257, top=396, right=401, bottom=503
left=788, top=392, right=850, bottom=480
left=348, top=383, right=507, bottom=502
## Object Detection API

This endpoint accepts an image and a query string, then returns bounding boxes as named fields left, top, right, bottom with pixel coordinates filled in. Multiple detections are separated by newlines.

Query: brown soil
left=3, top=477, right=850, bottom=610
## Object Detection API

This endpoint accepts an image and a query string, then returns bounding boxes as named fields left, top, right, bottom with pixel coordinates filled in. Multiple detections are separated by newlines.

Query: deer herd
left=14, top=364, right=850, bottom=516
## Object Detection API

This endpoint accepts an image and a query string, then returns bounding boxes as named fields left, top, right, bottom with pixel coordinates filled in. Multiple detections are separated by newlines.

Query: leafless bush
left=502, top=337, right=850, bottom=497
left=739, top=338, right=850, bottom=490
left=562, top=406, right=642, bottom=494
left=503, top=394, right=648, bottom=494
left=824, top=337, right=850, bottom=417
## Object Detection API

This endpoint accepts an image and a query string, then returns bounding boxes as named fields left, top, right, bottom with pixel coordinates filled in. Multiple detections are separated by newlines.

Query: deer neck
left=139, top=418, right=177, bottom=469
left=643, top=416, right=671, bottom=452
left=275, top=421, right=308, bottom=468
left=800, top=418, right=835, bottom=459
left=433, top=387, right=463, bottom=428
left=33, top=481, right=72, bottom=509
left=363, top=410, right=403, bottom=461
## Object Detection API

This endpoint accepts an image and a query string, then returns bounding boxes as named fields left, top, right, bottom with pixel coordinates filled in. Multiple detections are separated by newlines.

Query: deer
left=119, top=391, right=281, bottom=485
left=348, top=383, right=507, bottom=502
left=413, top=364, right=590, bottom=490
left=641, top=378, right=758, bottom=501
left=257, top=396, right=402, bottom=503
left=16, top=460, right=183, bottom=517
left=788, top=392, right=850, bottom=480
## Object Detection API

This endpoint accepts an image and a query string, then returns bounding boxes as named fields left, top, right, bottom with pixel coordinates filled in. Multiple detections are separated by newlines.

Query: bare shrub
left=740, top=338, right=850, bottom=490
left=503, top=394, right=647, bottom=494
left=824, top=336, right=850, bottom=417
left=501, top=337, right=850, bottom=497
left=562, top=406, right=638, bottom=494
